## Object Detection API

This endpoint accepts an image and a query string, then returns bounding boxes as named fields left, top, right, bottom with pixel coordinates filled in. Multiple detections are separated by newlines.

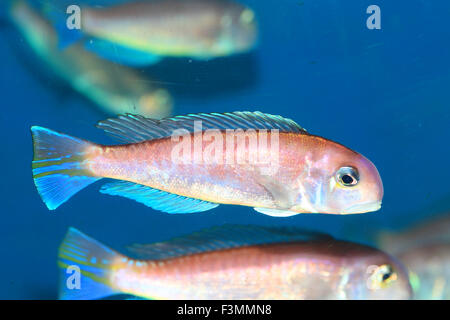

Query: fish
left=377, top=213, right=450, bottom=299
left=395, top=243, right=450, bottom=300
left=378, top=213, right=450, bottom=254
left=46, top=0, right=258, bottom=66
left=31, top=111, right=383, bottom=216
left=9, top=0, right=172, bottom=117
left=57, top=225, right=412, bottom=300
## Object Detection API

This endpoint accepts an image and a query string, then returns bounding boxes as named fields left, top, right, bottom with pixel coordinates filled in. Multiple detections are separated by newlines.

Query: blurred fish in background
left=378, top=213, right=450, bottom=254
left=377, top=213, right=450, bottom=299
left=41, top=0, right=258, bottom=66
left=58, top=225, right=412, bottom=300
left=9, top=0, right=173, bottom=117
left=395, top=243, right=450, bottom=300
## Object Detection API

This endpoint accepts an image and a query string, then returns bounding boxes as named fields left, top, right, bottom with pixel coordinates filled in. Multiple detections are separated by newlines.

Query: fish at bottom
left=58, top=225, right=412, bottom=300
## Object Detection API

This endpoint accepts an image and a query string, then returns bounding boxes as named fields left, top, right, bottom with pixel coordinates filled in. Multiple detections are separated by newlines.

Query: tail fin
left=58, top=227, right=122, bottom=300
left=31, top=126, right=100, bottom=210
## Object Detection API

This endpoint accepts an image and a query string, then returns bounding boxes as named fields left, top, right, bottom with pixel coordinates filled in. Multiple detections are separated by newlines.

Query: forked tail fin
left=31, top=126, right=100, bottom=210
left=58, top=227, right=122, bottom=300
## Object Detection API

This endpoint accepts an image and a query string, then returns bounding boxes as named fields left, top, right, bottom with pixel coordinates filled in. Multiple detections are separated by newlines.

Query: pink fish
left=31, top=111, right=383, bottom=216
left=58, top=225, right=411, bottom=300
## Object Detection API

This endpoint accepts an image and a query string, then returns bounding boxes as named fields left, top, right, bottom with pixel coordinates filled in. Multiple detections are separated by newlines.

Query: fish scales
left=85, top=131, right=354, bottom=209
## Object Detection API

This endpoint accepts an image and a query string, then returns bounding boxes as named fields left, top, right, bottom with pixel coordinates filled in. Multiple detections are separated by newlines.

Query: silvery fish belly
left=57, top=225, right=412, bottom=300
left=31, top=111, right=383, bottom=216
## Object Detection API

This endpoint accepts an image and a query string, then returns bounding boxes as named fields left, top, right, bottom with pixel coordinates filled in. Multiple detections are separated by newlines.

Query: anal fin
left=100, top=181, right=219, bottom=214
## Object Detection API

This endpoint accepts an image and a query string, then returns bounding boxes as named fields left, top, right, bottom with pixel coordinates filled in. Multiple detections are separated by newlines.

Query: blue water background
left=0, top=0, right=449, bottom=298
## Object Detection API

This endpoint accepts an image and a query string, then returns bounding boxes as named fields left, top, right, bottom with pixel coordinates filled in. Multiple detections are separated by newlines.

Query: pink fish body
left=32, top=111, right=383, bottom=216
left=58, top=225, right=412, bottom=300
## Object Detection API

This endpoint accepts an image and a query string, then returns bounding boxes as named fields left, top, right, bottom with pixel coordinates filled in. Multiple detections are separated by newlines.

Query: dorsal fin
left=97, top=111, right=307, bottom=143
left=126, top=224, right=332, bottom=260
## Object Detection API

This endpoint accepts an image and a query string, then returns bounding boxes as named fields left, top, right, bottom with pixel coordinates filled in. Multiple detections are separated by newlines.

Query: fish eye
left=368, top=264, right=397, bottom=290
left=378, top=265, right=397, bottom=286
left=336, top=166, right=359, bottom=187
left=382, top=272, right=391, bottom=282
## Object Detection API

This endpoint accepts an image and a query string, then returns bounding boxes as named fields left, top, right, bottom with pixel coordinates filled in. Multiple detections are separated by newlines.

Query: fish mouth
left=345, top=200, right=382, bottom=214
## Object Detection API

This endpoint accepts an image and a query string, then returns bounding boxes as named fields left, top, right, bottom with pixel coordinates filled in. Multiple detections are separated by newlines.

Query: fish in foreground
left=9, top=0, right=172, bottom=117
left=31, top=111, right=383, bottom=216
left=45, top=0, right=258, bottom=66
left=58, top=225, right=411, bottom=300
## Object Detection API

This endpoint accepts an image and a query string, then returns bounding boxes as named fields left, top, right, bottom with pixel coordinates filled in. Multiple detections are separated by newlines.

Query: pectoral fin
left=253, top=171, right=296, bottom=210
